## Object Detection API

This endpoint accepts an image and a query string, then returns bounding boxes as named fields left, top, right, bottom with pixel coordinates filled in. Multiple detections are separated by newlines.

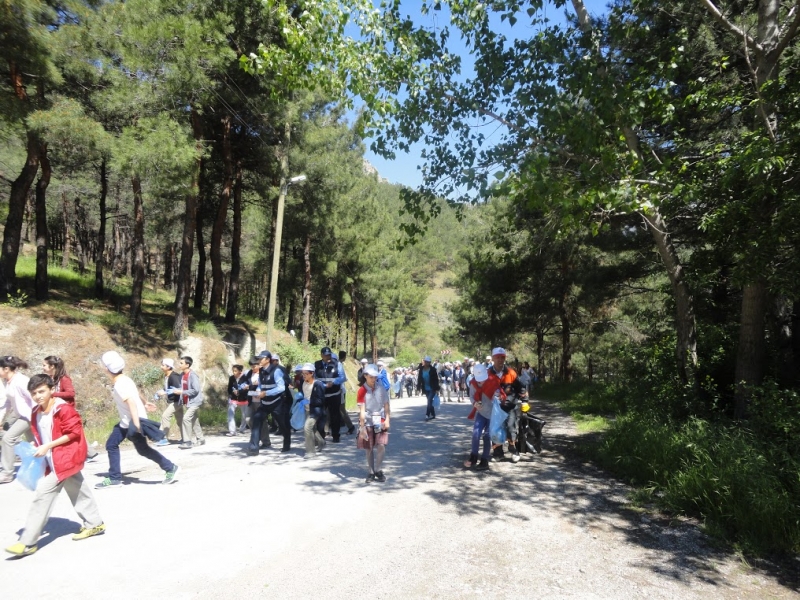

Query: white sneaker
left=511, top=452, right=521, bottom=464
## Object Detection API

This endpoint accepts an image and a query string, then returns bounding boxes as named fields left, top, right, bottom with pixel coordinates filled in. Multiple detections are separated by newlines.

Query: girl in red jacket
left=5, top=374, right=105, bottom=558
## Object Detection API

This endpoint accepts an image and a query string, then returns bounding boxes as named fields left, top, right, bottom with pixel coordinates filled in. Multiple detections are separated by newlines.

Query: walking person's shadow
left=8, top=517, right=79, bottom=558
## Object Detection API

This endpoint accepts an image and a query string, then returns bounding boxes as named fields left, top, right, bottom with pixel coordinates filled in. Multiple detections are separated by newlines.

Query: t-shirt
left=302, top=381, right=313, bottom=400
left=421, top=368, right=431, bottom=392
left=36, top=409, right=55, bottom=471
left=112, top=374, right=147, bottom=428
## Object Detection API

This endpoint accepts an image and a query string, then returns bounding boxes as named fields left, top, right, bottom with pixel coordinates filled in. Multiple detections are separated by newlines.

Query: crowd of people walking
left=0, top=345, right=542, bottom=559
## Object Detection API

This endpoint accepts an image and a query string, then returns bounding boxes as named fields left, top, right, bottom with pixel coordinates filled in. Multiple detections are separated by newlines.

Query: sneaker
left=259, top=442, right=271, bottom=449
left=179, top=442, right=193, bottom=450
left=0, top=472, right=14, bottom=484
left=163, top=465, right=179, bottom=485
left=5, top=542, right=37, bottom=557
left=196, top=439, right=206, bottom=446
left=477, top=459, right=490, bottom=470
left=155, top=439, right=170, bottom=447
left=374, top=471, right=386, bottom=483
left=95, top=478, right=122, bottom=489
left=511, top=451, right=521, bottom=464
left=492, top=446, right=505, bottom=460
left=365, top=473, right=375, bottom=484
left=86, top=452, right=100, bottom=462
left=72, top=523, right=106, bottom=541
left=280, top=447, right=291, bottom=453
left=347, top=427, right=355, bottom=435
left=225, top=432, right=236, bottom=437
left=463, top=453, right=477, bottom=468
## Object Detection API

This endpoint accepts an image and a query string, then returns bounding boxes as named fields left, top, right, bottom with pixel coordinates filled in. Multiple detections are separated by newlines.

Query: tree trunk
left=111, top=187, right=122, bottom=277
left=1, top=130, right=40, bottom=299
left=301, top=232, right=312, bottom=343
left=371, top=306, right=378, bottom=363
left=392, top=323, right=398, bottom=359
left=61, top=190, right=71, bottom=269
left=734, top=280, right=768, bottom=418
left=164, top=242, right=175, bottom=291
left=641, top=210, right=698, bottom=384
left=95, top=158, right=107, bottom=299
left=34, top=143, right=50, bottom=300
left=194, top=211, right=206, bottom=310
left=129, top=175, right=146, bottom=324
left=209, top=116, right=233, bottom=319
left=536, top=329, right=544, bottom=376
left=173, top=108, right=203, bottom=339
left=350, top=284, right=358, bottom=358
left=559, top=287, right=572, bottom=383
left=225, top=160, right=243, bottom=322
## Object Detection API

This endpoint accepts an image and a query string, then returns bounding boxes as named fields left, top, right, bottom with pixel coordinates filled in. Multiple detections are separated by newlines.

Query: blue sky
left=359, top=0, right=610, bottom=188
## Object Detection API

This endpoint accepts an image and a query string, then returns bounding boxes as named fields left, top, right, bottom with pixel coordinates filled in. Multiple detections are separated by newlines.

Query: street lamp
left=265, top=172, right=306, bottom=348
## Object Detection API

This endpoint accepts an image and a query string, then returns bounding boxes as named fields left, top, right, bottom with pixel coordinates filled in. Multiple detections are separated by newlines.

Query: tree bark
left=371, top=306, right=378, bottom=364
left=61, top=190, right=71, bottom=269
left=350, top=284, right=358, bottom=358
left=559, top=283, right=572, bottom=383
left=34, top=143, right=50, bottom=300
left=95, top=158, right=108, bottom=298
left=129, top=175, right=146, bottom=324
left=194, top=211, right=206, bottom=310
left=1, top=130, right=40, bottom=299
left=173, top=108, right=203, bottom=339
left=641, top=210, right=698, bottom=384
left=210, top=116, right=233, bottom=319
left=111, top=186, right=122, bottom=278
left=301, top=232, right=312, bottom=343
left=225, top=161, right=243, bottom=323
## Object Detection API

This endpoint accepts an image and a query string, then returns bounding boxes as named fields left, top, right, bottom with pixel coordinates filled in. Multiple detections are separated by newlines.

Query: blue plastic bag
left=432, top=393, right=441, bottom=410
left=14, top=441, right=46, bottom=491
left=290, top=399, right=307, bottom=431
left=489, top=400, right=509, bottom=445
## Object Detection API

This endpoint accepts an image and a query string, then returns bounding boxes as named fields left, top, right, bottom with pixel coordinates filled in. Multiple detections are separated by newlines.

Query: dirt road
left=1, top=395, right=796, bottom=599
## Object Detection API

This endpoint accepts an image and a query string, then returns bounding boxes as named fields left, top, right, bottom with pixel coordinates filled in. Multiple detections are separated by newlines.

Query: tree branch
left=772, top=2, right=800, bottom=60
left=697, top=0, right=761, bottom=52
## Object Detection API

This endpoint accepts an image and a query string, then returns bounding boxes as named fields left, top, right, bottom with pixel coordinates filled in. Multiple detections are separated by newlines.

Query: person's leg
left=63, top=472, right=103, bottom=529
left=506, top=409, right=520, bottom=459
left=366, top=448, right=375, bottom=475
left=374, top=444, right=386, bottom=474
left=174, top=403, right=184, bottom=441
left=160, top=402, right=176, bottom=437
left=425, top=390, right=436, bottom=418
left=227, top=401, right=237, bottom=434
left=181, top=405, right=193, bottom=444
left=326, top=397, right=341, bottom=442
left=18, top=471, right=63, bottom=547
left=470, top=416, right=483, bottom=457
left=249, top=405, right=267, bottom=452
left=1, top=417, right=31, bottom=477
left=237, top=404, right=248, bottom=432
left=192, top=407, right=204, bottom=443
left=105, top=423, right=126, bottom=481
left=477, top=414, right=492, bottom=462
left=303, top=415, right=317, bottom=456
left=339, top=403, right=354, bottom=431
left=131, top=432, right=175, bottom=472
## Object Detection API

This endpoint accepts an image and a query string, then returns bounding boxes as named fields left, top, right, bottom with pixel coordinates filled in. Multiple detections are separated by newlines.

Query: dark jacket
left=417, top=364, right=440, bottom=393
left=306, top=379, right=327, bottom=418
left=228, top=374, right=248, bottom=402
left=166, top=371, right=182, bottom=403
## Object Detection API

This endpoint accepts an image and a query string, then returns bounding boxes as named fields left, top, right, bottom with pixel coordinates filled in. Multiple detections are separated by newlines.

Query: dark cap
left=320, top=347, right=333, bottom=356
left=248, top=356, right=260, bottom=366
left=258, top=350, right=272, bottom=359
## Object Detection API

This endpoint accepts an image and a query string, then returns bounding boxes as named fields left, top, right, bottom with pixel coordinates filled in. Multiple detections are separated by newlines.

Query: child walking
left=5, top=374, right=104, bottom=557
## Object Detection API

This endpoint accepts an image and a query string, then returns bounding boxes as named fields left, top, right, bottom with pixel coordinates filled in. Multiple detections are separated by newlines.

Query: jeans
left=160, top=401, right=184, bottom=440
left=106, top=423, right=175, bottom=481
left=227, top=401, right=247, bottom=433
left=441, top=382, right=451, bottom=401
left=249, top=400, right=289, bottom=451
left=471, top=413, right=491, bottom=461
left=425, top=390, right=436, bottom=418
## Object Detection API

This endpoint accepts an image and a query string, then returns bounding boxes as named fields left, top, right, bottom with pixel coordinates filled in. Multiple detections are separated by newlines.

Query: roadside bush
left=597, top=411, right=800, bottom=554
left=272, top=339, right=320, bottom=370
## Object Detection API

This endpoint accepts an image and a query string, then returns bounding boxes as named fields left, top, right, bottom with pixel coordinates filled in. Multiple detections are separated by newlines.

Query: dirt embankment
left=0, top=305, right=235, bottom=433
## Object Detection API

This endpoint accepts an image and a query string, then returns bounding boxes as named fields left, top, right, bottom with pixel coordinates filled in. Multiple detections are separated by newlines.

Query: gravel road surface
left=1, top=395, right=797, bottom=599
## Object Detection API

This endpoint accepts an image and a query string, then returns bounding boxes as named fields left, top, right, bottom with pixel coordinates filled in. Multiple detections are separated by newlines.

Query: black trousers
left=324, top=395, right=342, bottom=441
left=249, top=399, right=290, bottom=451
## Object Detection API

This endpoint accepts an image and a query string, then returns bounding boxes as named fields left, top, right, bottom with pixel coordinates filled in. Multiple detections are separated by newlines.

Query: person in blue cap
left=416, top=356, right=440, bottom=421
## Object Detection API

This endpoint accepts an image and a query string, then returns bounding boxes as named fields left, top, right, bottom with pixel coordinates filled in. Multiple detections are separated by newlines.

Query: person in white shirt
left=0, top=356, right=34, bottom=484
left=94, top=351, right=179, bottom=489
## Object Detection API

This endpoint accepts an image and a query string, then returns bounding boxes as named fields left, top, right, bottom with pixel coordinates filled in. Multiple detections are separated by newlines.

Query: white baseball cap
left=363, top=364, right=380, bottom=377
left=472, top=363, right=489, bottom=383
left=161, top=358, right=175, bottom=369
left=492, top=347, right=507, bottom=357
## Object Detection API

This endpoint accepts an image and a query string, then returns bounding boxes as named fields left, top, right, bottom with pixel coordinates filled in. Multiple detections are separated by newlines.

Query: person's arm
left=271, top=368, right=286, bottom=396
left=332, top=363, right=347, bottom=386
left=33, top=404, right=83, bottom=457
left=33, top=433, right=70, bottom=457
left=185, top=371, right=201, bottom=399
left=383, top=401, right=390, bottom=431
left=357, top=387, right=367, bottom=428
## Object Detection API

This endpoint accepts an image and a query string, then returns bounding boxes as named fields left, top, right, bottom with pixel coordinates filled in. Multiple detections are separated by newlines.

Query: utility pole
left=265, top=122, right=306, bottom=348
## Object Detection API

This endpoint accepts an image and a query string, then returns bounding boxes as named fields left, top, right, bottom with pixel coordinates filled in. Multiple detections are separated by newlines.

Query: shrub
left=272, top=339, right=320, bottom=370
left=129, top=363, right=163, bottom=388
left=192, top=320, right=221, bottom=340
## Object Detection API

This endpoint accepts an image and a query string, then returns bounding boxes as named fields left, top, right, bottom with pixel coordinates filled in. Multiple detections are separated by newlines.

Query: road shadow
left=11, top=517, right=81, bottom=552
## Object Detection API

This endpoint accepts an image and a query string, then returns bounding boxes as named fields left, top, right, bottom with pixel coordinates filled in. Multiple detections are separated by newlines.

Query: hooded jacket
left=30, top=399, right=88, bottom=483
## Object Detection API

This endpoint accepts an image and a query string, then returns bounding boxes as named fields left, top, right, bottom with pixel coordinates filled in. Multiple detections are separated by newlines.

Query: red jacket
left=30, top=399, right=88, bottom=482
left=53, top=374, right=76, bottom=403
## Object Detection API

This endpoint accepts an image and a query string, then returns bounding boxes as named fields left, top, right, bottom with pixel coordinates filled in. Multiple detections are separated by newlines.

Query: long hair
left=0, top=356, right=28, bottom=371
left=43, top=355, right=67, bottom=383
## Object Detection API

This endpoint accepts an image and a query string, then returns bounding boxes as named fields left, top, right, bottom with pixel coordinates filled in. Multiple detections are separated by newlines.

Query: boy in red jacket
left=5, top=374, right=105, bottom=558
